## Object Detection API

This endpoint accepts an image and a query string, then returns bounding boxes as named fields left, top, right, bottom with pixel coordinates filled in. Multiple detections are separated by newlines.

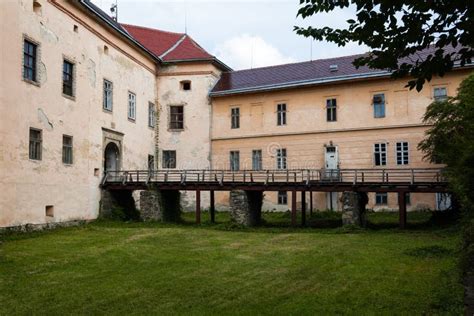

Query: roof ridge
left=120, top=23, right=184, bottom=36
left=160, top=34, right=187, bottom=59
left=230, top=52, right=368, bottom=74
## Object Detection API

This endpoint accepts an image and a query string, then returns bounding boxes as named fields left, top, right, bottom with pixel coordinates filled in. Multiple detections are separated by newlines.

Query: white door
left=325, top=146, right=338, bottom=169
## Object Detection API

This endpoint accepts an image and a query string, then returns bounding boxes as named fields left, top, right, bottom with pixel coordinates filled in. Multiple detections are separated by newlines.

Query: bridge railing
left=101, top=168, right=446, bottom=186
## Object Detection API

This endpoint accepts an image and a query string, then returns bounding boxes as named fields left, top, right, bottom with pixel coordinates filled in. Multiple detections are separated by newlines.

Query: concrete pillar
left=229, top=190, right=263, bottom=226
left=340, top=191, right=368, bottom=227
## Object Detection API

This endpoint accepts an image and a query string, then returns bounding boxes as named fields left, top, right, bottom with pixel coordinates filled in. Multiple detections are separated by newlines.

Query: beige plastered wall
left=0, top=0, right=157, bottom=227
left=210, top=70, right=472, bottom=211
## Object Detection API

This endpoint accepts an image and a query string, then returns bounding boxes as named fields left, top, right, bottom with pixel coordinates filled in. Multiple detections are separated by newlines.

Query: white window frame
left=374, top=143, right=387, bottom=166
left=277, top=191, right=288, bottom=205
left=276, top=148, right=287, bottom=170
left=277, top=103, right=287, bottom=126
left=396, top=141, right=409, bottom=165
left=433, top=87, right=448, bottom=102
left=252, top=149, right=262, bottom=171
left=128, top=92, right=136, bottom=121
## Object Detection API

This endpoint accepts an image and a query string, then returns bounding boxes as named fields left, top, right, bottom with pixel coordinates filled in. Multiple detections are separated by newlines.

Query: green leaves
left=295, top=0, right=473, bottom=90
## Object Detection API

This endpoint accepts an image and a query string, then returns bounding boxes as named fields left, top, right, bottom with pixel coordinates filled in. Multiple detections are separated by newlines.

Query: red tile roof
left=162, top=36, right=213, bottom=61
left=121, top=24, right=184, bottom=57
left=122, top=23, right=216, bottom=63
left=210, top=45, right=466, bottom=96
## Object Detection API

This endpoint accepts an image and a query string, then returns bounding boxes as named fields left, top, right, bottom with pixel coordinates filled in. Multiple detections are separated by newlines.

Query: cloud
left=214, top=34, right=295, bottom=70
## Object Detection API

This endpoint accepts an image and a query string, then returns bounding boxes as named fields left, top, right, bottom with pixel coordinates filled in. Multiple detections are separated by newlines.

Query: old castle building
left=0, top=0, right=471, bottom=227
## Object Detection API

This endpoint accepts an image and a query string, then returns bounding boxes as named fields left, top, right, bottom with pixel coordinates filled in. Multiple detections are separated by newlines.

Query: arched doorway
left=104, top=142, right=120, bottom=174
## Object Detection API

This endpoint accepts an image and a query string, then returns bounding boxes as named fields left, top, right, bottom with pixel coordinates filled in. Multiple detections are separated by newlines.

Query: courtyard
left=0, top=212, right=463, bottom=315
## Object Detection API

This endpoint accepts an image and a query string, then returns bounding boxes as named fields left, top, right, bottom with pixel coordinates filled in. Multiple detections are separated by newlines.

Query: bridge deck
left=101, top=168, right=448, bottom=193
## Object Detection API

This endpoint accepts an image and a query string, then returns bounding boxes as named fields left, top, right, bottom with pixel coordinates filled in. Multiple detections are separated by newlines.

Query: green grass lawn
left=0, top=212, right=463, bottom=315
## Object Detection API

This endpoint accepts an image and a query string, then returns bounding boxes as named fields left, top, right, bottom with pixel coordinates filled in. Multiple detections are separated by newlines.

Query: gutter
left=209, top=71, right=391, bottom=97
left=163, top=57, right=233, bottom=72
left=77, top=0, right=161, bottom=62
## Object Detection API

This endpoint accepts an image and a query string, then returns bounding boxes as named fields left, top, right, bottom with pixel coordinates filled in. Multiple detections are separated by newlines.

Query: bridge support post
left=341, top=191, right=367, bottom=227
left=210, top=190, right=215, bottom=223
left=229, top=190, right=263, bottom=226
left=398, top=192, right=407, bottom=229
left=196, top=189, right=201, bottom=224
left=310, top=192, right=313, bottom=217
left=291, top=190, right=297, bottom=227
left=140, top=189, right=161, bottom=221
left=301, top=191, right=306, bottom=226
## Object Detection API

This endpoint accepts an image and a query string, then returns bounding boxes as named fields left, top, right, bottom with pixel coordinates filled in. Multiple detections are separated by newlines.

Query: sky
left=92, top=0, right=367, bottom=70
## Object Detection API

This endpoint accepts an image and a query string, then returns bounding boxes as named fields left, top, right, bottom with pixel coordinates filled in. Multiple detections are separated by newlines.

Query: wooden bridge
left=101, top=168, right=449, bottom=228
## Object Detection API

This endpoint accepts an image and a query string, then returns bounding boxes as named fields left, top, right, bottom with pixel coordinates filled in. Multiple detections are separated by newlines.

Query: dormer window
left=181, top=80, right=191, bottom=91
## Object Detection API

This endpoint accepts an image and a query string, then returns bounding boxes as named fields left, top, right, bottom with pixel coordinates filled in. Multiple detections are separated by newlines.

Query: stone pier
left=340, top=191, right=368, bottom=227
left=229, top=190, right=263, bottom=226
left=101, top=189, right=181, bottom=222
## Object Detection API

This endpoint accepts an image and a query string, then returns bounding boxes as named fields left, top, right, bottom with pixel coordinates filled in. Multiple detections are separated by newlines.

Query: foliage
left=418, top=73, right=474, bottom=271
left=294, top=0, right=473, bottom=91
left=0, top=213, right=463, bottom=314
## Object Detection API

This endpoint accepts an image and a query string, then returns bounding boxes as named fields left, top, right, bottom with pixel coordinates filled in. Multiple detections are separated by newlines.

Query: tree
left=418, top=73, right=474, bottom=271
left=418, top=73, right=474, bottom=207
left=295, top=1, right=473, bottom=91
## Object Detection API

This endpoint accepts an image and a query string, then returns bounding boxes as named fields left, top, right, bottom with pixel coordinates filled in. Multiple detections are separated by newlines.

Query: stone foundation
left=341, top=191, right=368, bottom=227
left=229, top=190, right=263, bottom=226
left=139, top=190, right=162, bottom=221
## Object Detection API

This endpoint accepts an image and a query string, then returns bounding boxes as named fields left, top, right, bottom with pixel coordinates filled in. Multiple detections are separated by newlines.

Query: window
left=128, top=92, right=136, bottom=120
left=373, top=93, right=385, bottom=118
left=403, top=193, right=411, bottom=205
left=231, top=107, right=240, bottom=129
left=181, top=81, right=191, bottom=91
left=62, top=60, right=74, bottom=97
left=148, top=102, right=155, bottom=128
left=326, top=98, right=337, bottom=122
left=169, top=105, right=184, bottom=130
left=374, top=143, right=387, bottom=166
left=103, top=80, right=113, bottom=111
left=230, top=151, right=240, bottom=171
left=278, top=191, right=288, bottom=205
left=162, top=150, right=176, bottom=169
left=29, top=128, right=42, bottom=160
left=148, top=154, right=155, bottom=171
left=23, top=39, right=37, bottom=82
left=375, top=193, right=388, bottom=205
left=252, top=150, right=262, bottom=171
left=433, top=87, right=447, bottom=101
left=396, top=141, right=409, bottom=165
left=62, top=135, right=73, bottom=164
left=276, top=148, right=287, bottom=170
left=277, top=103, right=287, bottom=126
